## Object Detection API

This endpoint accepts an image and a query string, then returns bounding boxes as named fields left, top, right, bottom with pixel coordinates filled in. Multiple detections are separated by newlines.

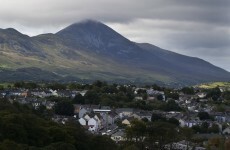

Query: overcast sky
left=0, top=0, right=229, bottom=71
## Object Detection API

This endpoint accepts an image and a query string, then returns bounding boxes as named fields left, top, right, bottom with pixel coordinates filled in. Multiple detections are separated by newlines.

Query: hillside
left=197, top=82, right=230, bottom=89
left=0, top=20, right=229, bottom=85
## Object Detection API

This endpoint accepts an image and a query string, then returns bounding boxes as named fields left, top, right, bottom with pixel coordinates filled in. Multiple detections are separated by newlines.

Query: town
left=0, top=81, right=230, bottom=150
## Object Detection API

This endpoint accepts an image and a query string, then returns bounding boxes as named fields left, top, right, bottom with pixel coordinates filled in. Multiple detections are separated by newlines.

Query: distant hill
left=0, top=20, right=229, bottom=85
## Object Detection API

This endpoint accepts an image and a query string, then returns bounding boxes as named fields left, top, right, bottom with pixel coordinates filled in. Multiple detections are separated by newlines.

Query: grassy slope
left=38, top=40, right=172, bottom=83
left=198, top=82, right=230, bottom=89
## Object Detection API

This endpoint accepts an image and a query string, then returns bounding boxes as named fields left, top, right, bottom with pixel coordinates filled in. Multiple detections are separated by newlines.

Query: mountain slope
left=137, top=43, right=230, bottom=80
left=0, top=20, right=229, bottom=85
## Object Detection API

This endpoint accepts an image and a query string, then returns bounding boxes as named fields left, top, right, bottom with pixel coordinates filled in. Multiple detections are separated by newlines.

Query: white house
left=122, top=119, right=131, bottom=126
left=185, top=121, right=200, bottom=128
left=132, top=111, right=152, bottom=121
left=197, top=92, right=207, bottom=98
left=79, top=118, right=87, bottom=126
left=134, top=96, right=143, bottom=101
left=94, top=114, right=104, bottom=129
left=41, top=91, right=52, bottom=97
left=179, top=119, right=186, bottom=127
left=215, top=115, right=226, bottom=123
left=80, top=90, right=87, bottom=96
left=122, top=117, right=134, bottom=126
left=223, top=127, right=230, bottom=134
left=179, top=119, right=201, bottom=128
left=88, top=118, right=99, bottom=132
left=50, top=89, right=58, bottom=96
left=83, top=114, right=91, bottom=121
left=111, top=130, right=125, bottom=142
left=116, top=108, right=134, bottom=118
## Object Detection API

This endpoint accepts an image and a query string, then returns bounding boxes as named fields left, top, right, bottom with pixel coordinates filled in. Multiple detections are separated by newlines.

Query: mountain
left=0, top=20, right=229, bottom=85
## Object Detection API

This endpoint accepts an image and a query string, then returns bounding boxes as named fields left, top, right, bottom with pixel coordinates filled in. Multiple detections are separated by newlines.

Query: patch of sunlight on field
left=199, top=82, right=230, bottom=89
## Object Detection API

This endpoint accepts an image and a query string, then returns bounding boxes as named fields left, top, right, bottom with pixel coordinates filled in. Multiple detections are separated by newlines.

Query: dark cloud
left=0, top=0, right=229, bottom=71
left=0, top=0, right=229, bottom=26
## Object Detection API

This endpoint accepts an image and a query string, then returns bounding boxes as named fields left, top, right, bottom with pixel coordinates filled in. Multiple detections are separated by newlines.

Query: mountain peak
left=56, top=19, right=109, bottom=35
left=0, top=28, right=30, bottom=39
left=0, top=28, right=22, bottom=35
left=56, top=19, right=136, bottom=54
left=73, top=19, right=102, bottom=25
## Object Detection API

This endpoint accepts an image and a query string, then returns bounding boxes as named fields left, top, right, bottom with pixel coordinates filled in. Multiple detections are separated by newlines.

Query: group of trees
left=181, top=87, right=195, bottom=95
left=222, top=91, right=230, bottom=101
left=1, top=81, right=187, bottom=113
left=205, top=87, right=222, bottom=101
left=151, top=113, right=180, bottom=126
left=192, top=122, right=219, bottom=134
left=123, top=112, right=223, bottom=149
left=124, top=119, right=193, bottom=150
left=54, top=100, right=74, bottom=116
left=207, top=137, right=230, bottom=150
left=0, top=98, right=191, bottom=150
left=69, top=81, right=183, bottom=112
left=0, top=99, right=117, bottom=150
left=197, top=112, right=213, bottom=120
left=44, top=80, right=183, bottom=116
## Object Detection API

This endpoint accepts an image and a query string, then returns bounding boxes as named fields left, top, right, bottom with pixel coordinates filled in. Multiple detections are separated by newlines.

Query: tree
left=14, top=81, right=25, bottom=88
left=24, top=82, right=38, bottom=89
left=161, top=100, right=182, bottom=111
left=152, top=84, right=162, bottom=91
left=13, top=82, right=38, bottom=89
left=157, top=94, right=164, bottom=101
left=142, top=93, right=148, bottom=100
left=90, top=135, right=117, bottom=150
left=208, top=124, right=219, bottom=133
left=223, top=91, right=230, bottom=101
left=84, top=90, right=99, bottom=104
left=200, top=122, right=209, bottom=133
left=206, top=87, right=221, bottom=101
left=101, top=85, right=118, bottom=94
left=181, top=87, right=195, bottom=95
left=44, top=142, right=76, bottom=150
left=72, top=94, right=85, bottom=104
left=54, top=100, right=74, bottom=116
left=46, top=83, right=66, bottom=90
left=0, top=100, right=117, bottom=149
left=125, top=119, right=146, bottom=150
left=0, top=85, right=4, bottom=90
left=123, top=144, right=139, bottom=150
left=180, top=127, right=194, bottom=150
left=215, top=105, right=226, bottom=112
left=92, top=80, right=107, bottom=88
left=166, top=92, right=179, bottom=100
left=68, top=83, right=77, bottom=90
left=0, top=140, right=27, bottom=150
left=168, top=117, right=179, bottom=126
left=192, top=125, right=201, bottom=133
left=197, top=112, right=211, bottom=120
left=137, top=89, right=146, bottom=95
left=207, top=137, right=225, bottom=150
left=141, top=117, right=149, bottom=123
left=151, top=113, right=166, bottom=122
left=146, top=122, right=177, bottom=149
left=225, top=139, right=230, bottom=150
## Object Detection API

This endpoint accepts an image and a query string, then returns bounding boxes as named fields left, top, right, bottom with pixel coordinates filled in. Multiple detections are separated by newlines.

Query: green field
left=198, top=82, right=230, bottom=89
left=0, top=82, right=13, bottom=88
